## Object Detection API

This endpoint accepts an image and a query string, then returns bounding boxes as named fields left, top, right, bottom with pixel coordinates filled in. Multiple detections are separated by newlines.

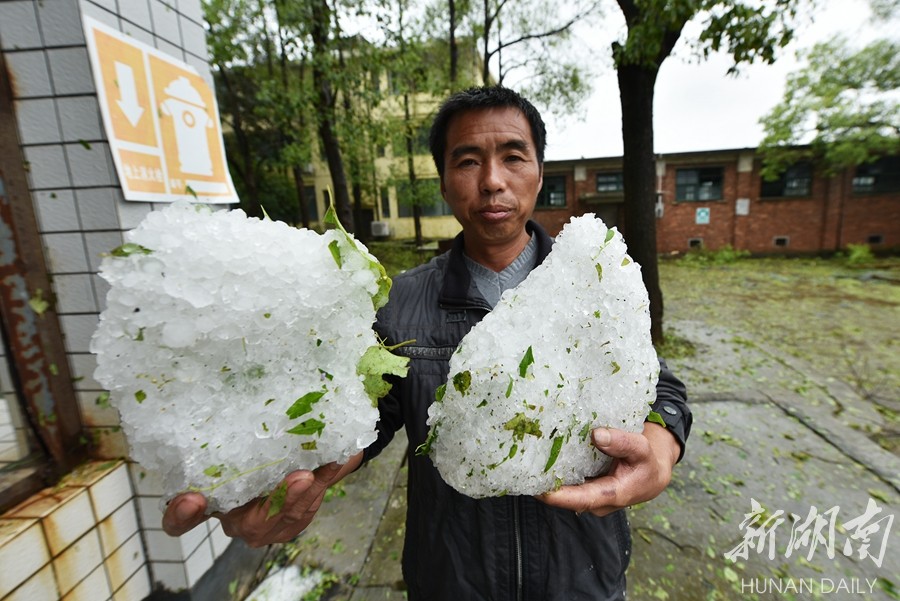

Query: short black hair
left=429, top=86, right=546, bottom=178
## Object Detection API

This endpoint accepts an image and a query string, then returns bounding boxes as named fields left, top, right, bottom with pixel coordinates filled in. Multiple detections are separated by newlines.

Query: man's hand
left=538, top=423, right=680, bottom=517
left=162, top=453, right=363, bottom=547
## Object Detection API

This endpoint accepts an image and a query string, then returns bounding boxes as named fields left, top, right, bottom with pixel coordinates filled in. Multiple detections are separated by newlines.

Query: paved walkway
left=289, top=318, right=900, bottom=600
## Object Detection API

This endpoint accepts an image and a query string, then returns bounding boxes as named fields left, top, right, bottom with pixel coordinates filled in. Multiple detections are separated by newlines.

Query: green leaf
left=595, top=263, right=603, bottom=282
left=504, top=412, right=543, bottom=441
left=605, top=229, right=615, bottom=243
left=328, top=239, right=343, bottom=268
left=543, top=436, right=564, bottom=472
left=647, top=410, right=667, bottom=428
left=185, top=185, right=198, bottom=199
left=285, top=390, right=326, bottom=419
left=135, top=390, right=146, bottom=403
left=415, top=425, right=438, bottom=456
left=452, top=370, right=471, bottom=395
left=434, top=383, right=447, bottom=402
left=505, top=375, right=514, bottom=398
left=611, top=361, right=621, bottom=375
left=203, top=464, right=224, bottom=478
left=286, top=418, right=326, bottom=437
left=267, top=481, right=288, bottom=519
left=111, top=243, right=153, bottom=257
left=28, top=290, right=50, bottom=315
left=518, top=346, right=535, bottom=378
left=357, top=344, right=410, bottom=404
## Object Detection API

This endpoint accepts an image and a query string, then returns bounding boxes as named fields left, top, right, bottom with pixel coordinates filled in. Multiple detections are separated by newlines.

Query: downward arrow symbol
left=115, top=62, right=144, bottom=127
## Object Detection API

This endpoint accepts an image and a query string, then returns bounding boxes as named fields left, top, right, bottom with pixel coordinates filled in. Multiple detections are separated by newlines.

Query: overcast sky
left=530, top=0, right=891, bottom=161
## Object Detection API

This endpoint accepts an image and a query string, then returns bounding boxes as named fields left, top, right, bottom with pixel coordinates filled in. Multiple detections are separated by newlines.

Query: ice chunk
left=90, top=201, right=403, bottom=512
left=423, top=214, right=658, bottom=498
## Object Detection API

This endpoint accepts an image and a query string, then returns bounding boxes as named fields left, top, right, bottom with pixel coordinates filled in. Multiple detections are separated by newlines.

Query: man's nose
left=480, top=158, right=505, bottom=194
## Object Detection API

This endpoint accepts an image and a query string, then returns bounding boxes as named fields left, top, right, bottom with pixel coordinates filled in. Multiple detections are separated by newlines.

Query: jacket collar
left=439, top=220, right=553, bottom=307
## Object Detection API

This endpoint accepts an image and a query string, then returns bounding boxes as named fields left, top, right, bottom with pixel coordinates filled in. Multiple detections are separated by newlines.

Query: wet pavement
left=288, top=318, right=900, bottom=600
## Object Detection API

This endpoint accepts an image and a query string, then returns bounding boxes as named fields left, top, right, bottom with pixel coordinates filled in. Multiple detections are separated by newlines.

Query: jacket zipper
left=514, top=497, right=523, bottom=601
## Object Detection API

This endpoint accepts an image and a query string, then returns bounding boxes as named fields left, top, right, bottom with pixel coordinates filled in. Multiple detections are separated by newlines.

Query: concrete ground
left=288, top=318, right=900, bottom=601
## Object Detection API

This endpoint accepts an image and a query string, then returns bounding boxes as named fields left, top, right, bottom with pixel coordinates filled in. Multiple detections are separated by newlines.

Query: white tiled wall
left=1, top=0, right=233, bottom=598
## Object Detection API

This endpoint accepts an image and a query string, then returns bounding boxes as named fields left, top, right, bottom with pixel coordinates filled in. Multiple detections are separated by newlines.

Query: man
left=165, top=86, right=691, bottom=600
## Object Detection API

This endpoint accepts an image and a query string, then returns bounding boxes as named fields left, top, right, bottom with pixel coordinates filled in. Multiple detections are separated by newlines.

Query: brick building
left=531, top=149, right=900, bottom=254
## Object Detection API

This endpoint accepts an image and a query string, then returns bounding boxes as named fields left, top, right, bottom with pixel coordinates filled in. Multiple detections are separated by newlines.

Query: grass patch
left=367, top=241, right=429, bottom=277
left=655, top=331, right=697, bottom=360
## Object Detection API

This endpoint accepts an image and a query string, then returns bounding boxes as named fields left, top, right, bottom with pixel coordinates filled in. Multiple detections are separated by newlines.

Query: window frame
left=595, top=171, right=624, bottom=194
left=536, top=174, right=567, bottom=209
left=760, top=163, right=813, bottom=198
left=852, top=156, right=900, bottom=195
left=675, top=167, right=724, bottom=202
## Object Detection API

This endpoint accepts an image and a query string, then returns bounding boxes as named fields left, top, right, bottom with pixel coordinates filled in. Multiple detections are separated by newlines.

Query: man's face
left=440, top=106, right=542, bottom=254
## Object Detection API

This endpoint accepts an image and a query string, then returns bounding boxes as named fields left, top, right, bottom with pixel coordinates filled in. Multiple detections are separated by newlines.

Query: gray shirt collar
left=463, top=234, right=538, bottom=308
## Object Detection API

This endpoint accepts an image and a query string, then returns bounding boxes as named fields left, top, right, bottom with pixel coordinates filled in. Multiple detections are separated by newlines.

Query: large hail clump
left=91, top=201, right=406, bottom=512
left=423, top=214, right=659, bottom=498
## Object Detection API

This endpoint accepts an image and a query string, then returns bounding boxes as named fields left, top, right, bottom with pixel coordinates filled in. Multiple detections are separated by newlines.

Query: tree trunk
left=403, top=93, right=423, bottom=247
left=311, top=0, right=354, bottom=232
left=291, top=166, right=310, bottom=228
left=618, top=61, right=664, bottom=345
left=449, top=0, right=458, bottom=84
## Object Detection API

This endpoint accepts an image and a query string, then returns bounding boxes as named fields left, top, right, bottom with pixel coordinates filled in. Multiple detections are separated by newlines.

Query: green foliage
left=759, top=36, right=900, bottom=178
left=844, top=243, right=875, bottom=265
left=357, top=343, right=410, bottom=404
left=676, top=245, right=751, bottom=266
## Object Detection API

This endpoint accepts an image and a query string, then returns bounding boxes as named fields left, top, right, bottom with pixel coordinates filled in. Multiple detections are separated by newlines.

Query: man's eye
left=506, top=155, right=524, bottom=162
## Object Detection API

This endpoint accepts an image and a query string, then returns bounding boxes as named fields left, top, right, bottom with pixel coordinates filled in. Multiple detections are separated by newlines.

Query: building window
left=380, top=187, right=391, bottom=218
left=537, top=175, right=567, bottom=208
left=688, top=238, right=703, bottom=249
left=774, top=236, right=789, bottom=247
left=397, top=179, right=452, bottom=217
left=868, top=234, right=884, bottom=245
left=676, top=167, right=723, bottom=201
left=760, top=163, right=812, bottom=197
left=596, top=172, right=623, bottom=193
left=303, top=186, right=319, bottom=222
left=853, top=156, right=900, bottom=194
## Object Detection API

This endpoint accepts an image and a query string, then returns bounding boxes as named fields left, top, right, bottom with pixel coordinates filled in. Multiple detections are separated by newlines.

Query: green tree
left=758, top=37, right=900, bottom=179
left=611, top=0, right=801, bottom=344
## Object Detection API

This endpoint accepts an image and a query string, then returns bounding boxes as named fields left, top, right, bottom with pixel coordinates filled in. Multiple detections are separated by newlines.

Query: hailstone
left=423, top=214, right=659, bottom=498
left=91, top=201, right=406, bottom=512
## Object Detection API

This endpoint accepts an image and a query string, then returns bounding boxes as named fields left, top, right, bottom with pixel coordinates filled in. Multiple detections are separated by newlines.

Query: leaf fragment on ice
left=452, top=370, right=471, bottom=395
left=111, top=243, right=153, bottom=257
left=544, top=436, right=564, bottom=472
left=286, top=390, right=326, bottom=419
left=267, top=481, right=288, bottom=519
left=203, top=465, right=224, bottom=478
left=504, top=412, right=543, bottom=441
left=286, top=418, right=326, bottom=437
left=357, top=344, right=410, bottom=404
left=518, top=346, right=535, bottom=378
left=647, top=410, right=667, bottom=428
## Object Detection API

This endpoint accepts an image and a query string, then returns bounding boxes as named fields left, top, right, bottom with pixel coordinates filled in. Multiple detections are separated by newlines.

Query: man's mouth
left=480, top=207, right=513, bottom=222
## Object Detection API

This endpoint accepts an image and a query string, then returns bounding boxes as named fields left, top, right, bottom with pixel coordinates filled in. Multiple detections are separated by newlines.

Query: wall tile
left=121, top=22, right=156, bottom=48
left=87, top=0, right=120, bottom=14
left=47, top=48, right=95, bottom=95
left=104, top=531, right=145, bottom=591
left=43, top=232, right=88, bottom=273
left=78, top=0, right=121, bottom=30
left=119, top=0, right=154, bottom=32
left=145, top=529, right=183, bottom=562
left=179, top=0, right=205, bottom=25
left=84, top=230, right=124, bottom=273
left=176, top=518, right=208, bottom=558
left=14, top=98, right=62, bottom=144
left=98, top=501, right=139, bottom=557
left=0, top=1, right=42, bottom=50
left=66, top=142, right=114, bottom=187
left=155, top=36, right=184, bottom=61
left=184, top=541, right=213, bottom=588
left=3, top=563, right=59, bottom=601
left=151, top=561, right=187, bottom=592
left=58, top=96, right=104, bottom=143
left=208, top=521, right=232, bottom=558
left=34, top=189, right=79, bottom=232
left=68, top=353, right=101, bottom=391
left=136, top=496, right=164, bottom=530
left=150, top=0, right=181, bottom=46
left=112, top=565, right=151, bottom=601
left=8, top=486, right=94, bottom=556
left=89, top=427, right=130, bottom=461
left=92, top=274, right=111, bottom=310
left=0, top=519, right=50, bottom=598
left=36, top=0, right=85, bottom=47
left=129, top=462, right=164, bottom=496
left=89, top=463, right=133, bottom=521
left=115, top=200, right=152, bottom=229
left=60, top=565, right=112, bottom=601
left=23, top=144, right=71, bottom=190
left=53, top=274, right=99, bottom=314
left=53, top=530, right=103, bottom=595
left=180, top=16, right=207, bottom=61
left=4, top=50, right=52, bottom=98
left=77, top=390, right=120, bottom=427
left=59, top=314, right=100, bottom=353
left=76, top=187, right=121, bottom=230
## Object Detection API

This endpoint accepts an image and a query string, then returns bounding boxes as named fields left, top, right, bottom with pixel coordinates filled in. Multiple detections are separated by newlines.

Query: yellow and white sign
left=83, top=17, right=237, bottom=204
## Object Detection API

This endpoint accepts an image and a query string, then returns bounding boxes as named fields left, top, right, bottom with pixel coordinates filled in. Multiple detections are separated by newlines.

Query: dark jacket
left=366, top=221, right=691, bottom=600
